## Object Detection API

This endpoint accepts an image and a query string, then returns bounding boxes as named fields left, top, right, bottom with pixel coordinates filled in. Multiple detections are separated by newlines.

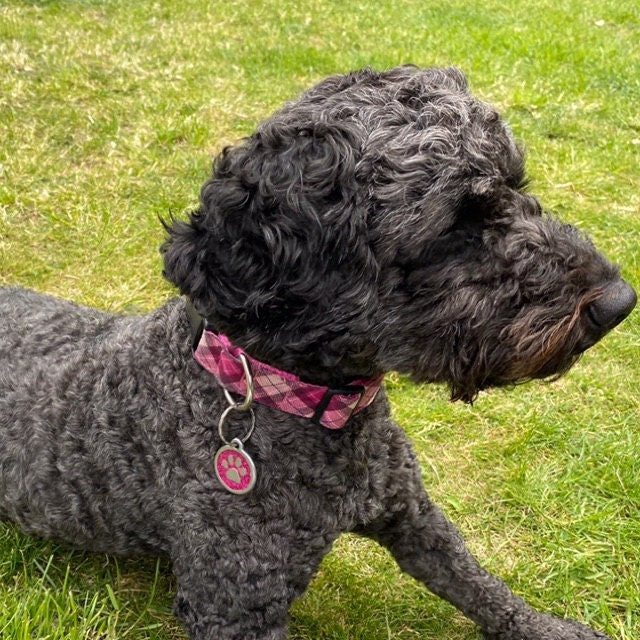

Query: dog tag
left=214, top=438, right=256, bottom=494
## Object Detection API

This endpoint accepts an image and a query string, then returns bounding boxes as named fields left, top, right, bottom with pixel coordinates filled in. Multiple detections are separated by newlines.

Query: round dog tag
left=214, top=439, right=256, bottom=494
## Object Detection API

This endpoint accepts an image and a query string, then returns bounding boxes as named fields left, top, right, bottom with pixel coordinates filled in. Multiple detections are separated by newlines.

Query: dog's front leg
left=354, top=435, right=610, bottom=639
left=171, top=547, right=291, bottom=640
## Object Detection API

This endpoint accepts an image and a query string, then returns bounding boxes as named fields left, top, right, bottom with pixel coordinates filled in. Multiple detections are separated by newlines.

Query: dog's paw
left=482, top=614, right=611, bottom=640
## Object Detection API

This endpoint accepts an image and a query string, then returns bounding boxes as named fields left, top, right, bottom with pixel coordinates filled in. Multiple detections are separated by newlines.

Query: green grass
left=1, top=0, right=639, bottom=638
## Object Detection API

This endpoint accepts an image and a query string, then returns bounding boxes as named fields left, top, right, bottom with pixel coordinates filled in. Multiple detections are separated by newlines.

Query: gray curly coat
left=0, top=66, right=636, bottom=639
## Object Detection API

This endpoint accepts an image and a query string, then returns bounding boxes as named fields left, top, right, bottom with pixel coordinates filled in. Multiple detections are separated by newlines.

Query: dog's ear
left=162, top=118, right=378, bottom=346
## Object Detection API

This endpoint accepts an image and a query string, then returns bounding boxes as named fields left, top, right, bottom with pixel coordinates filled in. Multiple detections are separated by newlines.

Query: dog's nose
left=587, top=279, right=637, bottom=333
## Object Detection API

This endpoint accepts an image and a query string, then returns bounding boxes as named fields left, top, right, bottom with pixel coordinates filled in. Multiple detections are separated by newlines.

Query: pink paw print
left=214, top=445, right=256, bottom=494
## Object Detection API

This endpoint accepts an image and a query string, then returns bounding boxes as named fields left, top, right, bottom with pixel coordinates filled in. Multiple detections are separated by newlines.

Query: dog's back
left=0, top=288, right=189, bottom=554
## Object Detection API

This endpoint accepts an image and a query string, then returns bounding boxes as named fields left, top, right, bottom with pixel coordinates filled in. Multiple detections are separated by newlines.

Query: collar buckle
left=311, top=385, right=366, bottom=426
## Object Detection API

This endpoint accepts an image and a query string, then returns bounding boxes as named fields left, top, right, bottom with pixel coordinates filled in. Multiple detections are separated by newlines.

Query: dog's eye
left=454, top=195, right=491, bottom=228
left=401, top=225, right=484, bottom=274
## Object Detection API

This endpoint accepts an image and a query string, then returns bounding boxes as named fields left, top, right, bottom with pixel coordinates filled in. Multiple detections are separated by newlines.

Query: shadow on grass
left=291, top=535, right=480, bottom=640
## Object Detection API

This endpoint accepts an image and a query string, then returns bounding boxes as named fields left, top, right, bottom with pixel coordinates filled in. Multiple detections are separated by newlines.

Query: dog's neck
left=186, top=300, right=384, bottom=428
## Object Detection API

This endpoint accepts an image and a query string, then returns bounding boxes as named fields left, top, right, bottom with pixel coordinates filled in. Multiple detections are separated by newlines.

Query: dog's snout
left=586, top=279, right=637, bottom=333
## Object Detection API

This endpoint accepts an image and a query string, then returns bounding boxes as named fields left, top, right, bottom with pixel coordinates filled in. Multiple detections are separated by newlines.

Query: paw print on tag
left=221, top=453, right=246, bottom=484
left=214, top=444, right=256, bottom=494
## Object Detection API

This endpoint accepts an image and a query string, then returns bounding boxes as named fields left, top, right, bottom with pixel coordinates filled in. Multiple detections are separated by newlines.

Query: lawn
left=0, top=0, right=639, bottom=638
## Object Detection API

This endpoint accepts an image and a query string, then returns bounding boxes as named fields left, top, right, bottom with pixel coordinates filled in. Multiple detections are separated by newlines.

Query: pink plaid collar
left=193, top=329, right=384, bottom=429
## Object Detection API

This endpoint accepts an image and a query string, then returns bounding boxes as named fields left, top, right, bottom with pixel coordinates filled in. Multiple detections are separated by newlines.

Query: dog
left=0, top=66, right=636, bottom=639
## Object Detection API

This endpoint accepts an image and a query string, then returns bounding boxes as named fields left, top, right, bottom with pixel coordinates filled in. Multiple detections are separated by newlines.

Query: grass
left=1, top=0, right=639, bottom=638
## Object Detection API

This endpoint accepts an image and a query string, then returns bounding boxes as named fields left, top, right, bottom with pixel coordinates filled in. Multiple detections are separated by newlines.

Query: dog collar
left=189, top=309, right=384, bottom=429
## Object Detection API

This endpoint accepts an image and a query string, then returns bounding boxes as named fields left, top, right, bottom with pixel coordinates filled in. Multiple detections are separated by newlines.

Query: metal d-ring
left=223, top=353, right=254, bottom=411
left=218, top=353, right=255, bottom=445
left=218, top=405, right=256, bottom=446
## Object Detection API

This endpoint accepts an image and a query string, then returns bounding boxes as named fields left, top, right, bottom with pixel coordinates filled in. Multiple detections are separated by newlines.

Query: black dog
left=0, top=66, right=635, bottom=639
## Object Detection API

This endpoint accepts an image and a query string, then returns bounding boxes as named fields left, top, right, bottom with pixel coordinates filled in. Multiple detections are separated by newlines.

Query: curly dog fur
left=0, top=66, right=636, bottom=639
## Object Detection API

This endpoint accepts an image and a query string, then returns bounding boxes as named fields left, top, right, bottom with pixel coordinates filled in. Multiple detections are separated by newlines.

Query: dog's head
left=163, top=66, right=636, bottom=400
